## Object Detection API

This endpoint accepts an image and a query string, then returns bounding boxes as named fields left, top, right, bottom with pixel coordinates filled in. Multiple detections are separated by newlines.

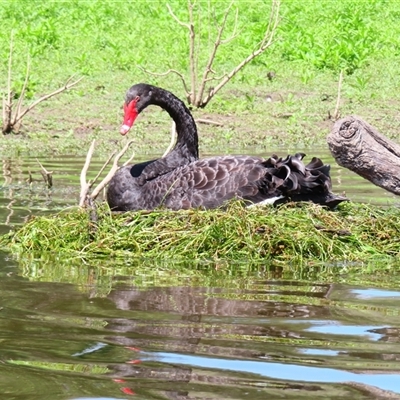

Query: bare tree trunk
left=327, top=115, right=400, bottom=195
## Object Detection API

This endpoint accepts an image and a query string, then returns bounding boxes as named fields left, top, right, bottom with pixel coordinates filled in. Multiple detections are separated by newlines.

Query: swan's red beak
left=120, top=97, right=139, bottom=135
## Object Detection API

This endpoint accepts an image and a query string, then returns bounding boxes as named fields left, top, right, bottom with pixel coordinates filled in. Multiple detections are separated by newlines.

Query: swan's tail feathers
left=262, top=153, right=349, bottom=209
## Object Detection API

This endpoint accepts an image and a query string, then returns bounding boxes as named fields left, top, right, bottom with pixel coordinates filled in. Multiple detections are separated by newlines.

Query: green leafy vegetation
left=278, top=1, right=389, bottom=74
left=1, top=202, right=400, bottom=264
left=1, top=1, right=400, bottom=155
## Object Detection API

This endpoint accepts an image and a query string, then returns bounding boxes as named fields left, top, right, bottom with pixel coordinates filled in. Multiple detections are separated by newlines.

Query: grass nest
left=1, top=201, right=400, bottom=264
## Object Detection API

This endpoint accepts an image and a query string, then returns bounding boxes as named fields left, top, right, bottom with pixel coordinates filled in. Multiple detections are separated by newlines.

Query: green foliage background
left=2, top=0, right=400, bottom=96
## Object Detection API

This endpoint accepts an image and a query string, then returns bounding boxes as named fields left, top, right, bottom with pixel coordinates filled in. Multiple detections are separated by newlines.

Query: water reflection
left=1, top=253, right=400, bottom=399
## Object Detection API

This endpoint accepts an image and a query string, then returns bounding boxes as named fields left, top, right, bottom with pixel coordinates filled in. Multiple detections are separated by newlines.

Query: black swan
left=119, top=83, right=199, bottom=184
left=107, top=83, right=348, bottom=211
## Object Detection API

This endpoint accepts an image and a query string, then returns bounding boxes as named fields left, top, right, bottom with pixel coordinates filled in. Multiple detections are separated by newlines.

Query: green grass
left=2, top=201, right=400, bottom=264
left=1, top=0, right=400, bottom=157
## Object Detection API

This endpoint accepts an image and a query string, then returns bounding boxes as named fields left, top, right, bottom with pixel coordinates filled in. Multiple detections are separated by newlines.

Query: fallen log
left=327, top=115, right=400, bottom=195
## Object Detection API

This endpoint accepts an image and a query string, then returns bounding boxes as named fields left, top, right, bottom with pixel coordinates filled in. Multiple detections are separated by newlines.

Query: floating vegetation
left=1, top=201, right=400, bottom=264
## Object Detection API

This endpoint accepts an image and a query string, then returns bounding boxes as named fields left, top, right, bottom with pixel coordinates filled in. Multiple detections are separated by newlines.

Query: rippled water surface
left=1, top=149, right=400, bottom=399
left=2, top=253, right=400, bottom=399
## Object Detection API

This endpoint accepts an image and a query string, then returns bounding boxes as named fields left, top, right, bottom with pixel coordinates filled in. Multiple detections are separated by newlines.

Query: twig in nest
left=162, top=121, right=177, bottom=157
left=79, top=140, right=135, bottom=207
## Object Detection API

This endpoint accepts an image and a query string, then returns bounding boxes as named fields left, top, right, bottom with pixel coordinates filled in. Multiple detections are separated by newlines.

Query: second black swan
left=107, top=83, right=347, bottom=211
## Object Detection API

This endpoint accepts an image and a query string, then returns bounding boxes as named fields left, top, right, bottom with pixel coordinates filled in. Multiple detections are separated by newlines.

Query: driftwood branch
left=90, top=140, right=135, bottom=200
left=91, top=150, right=117, bottom=186
left=327, top=115, right=400, bottom=195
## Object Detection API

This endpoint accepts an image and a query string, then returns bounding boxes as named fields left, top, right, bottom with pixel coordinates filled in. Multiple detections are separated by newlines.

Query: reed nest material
left=1, top=202, right=400, bottom=263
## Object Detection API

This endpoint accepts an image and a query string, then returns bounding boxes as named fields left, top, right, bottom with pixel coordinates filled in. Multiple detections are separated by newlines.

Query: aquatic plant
left=1, top=202, right=399, bottom=264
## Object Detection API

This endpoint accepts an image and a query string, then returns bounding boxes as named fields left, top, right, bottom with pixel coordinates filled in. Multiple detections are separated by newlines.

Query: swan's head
left=120, top=83, right=155, bottom=135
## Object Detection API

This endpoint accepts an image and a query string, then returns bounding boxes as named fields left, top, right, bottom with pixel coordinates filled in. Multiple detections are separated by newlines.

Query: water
left=1, top=149, right=400, bottom=399
left=2, top=253, right=400, bottom=399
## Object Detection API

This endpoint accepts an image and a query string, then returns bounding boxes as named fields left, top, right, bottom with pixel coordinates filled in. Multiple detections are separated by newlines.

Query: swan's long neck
left=152, top=88, right=199, bottom=161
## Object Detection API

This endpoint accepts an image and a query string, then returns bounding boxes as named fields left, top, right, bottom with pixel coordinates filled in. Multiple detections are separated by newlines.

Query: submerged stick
left=36, top=159, right=53, bottom=188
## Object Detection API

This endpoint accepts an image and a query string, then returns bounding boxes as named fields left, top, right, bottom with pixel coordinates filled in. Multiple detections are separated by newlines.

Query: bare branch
left=166, top=2, right=197, bottom=104
left=162, top=121, right=177, bottom=157
left=332, top=70, right=344, bottom=121
left=2, top=32, right=83, bottom=134
left=89, top=140, right=135, bottom=200
left=122, top=151, right=136, bottom=167
left=196, top=1, right=234, bottom=105
left=13, top=76, right=84, bottom=125
left=79, top=140, right=96, bottom=207
left=140, top=67, right=191, bottom=99
left=3, top=33, right=14, bottom=133
left=11, top=55, right=31, bottom=133
left=89, top=150, right=117, bottom=189
left=220, top=6, right=239, bottom=44
left=188, top=0, right=197, bottom=104
left=204, top=72, right=226, bottom=83
left=149, top=0, right=280, bottom=109
left=166, top=3, right=190, bottom=29
left=200, top=0, right=280, bottom=107
left=195, top=118, right=223, bottom=126
left=13, top=55, right=30, bottom=126
left=36, top=158, right=53, bottom=188
left=6, top=32, right=13, bottom=114
left=2, top=96, right=7, bottom=133
left=261, top=0, right=280, bottom=48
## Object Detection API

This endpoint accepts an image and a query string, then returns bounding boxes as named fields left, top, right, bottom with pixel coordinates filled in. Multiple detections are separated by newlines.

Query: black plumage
left=107, top=84, right=347, bottom=211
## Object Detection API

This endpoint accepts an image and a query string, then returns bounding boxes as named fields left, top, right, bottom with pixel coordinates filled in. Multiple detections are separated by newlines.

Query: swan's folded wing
left=170, top=156, right=266, bottom=209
